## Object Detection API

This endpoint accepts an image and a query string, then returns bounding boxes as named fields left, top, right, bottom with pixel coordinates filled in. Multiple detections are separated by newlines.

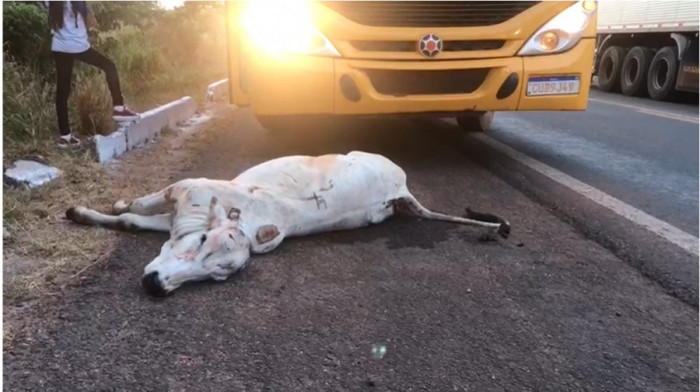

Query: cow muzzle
left=142, top=271, right=167, bottom=297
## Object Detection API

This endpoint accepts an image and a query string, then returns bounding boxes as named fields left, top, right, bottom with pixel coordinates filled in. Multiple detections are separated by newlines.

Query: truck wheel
left=647, top=46, right=679, bottom=101
left=598, top=46, right=627, bottom=92
left=456, top=111, right=493, bottom=133
left=620, top=46, right=653, bottom=97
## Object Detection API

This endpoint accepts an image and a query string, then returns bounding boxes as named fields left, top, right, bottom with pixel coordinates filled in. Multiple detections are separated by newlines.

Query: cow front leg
left=112, top=185, right=174, bottom=216
left=67, top=207, right=171, bottom=233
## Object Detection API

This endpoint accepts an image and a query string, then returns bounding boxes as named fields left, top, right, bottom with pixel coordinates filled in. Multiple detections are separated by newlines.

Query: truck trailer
left=594, top=0, right=699, bottom=101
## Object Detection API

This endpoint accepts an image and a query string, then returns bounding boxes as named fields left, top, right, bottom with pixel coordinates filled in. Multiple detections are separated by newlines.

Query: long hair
left=48, top=1, right=88, bottom=30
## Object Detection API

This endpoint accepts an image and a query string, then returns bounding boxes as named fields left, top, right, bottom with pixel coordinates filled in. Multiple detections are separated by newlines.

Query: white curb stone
left=94, top=130, right=127, bottom=163
left=206, top=79, right=229, bottom=102
left=93, top=96, right=198, bottom=163
left=125, top=96, right=197, bottom=150
left=4, top=160, right=61, bottom=188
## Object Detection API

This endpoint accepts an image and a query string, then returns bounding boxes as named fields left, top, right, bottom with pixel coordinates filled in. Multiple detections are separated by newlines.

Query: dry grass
left=2, top=105, right=223, bottom=352
left=3, top=106, right=218, bottom=305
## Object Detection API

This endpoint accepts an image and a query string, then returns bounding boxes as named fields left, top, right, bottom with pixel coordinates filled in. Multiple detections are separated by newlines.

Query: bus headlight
left=518, top=0, right=596, bottom=56
left=240, top=0, right=339, bottom=57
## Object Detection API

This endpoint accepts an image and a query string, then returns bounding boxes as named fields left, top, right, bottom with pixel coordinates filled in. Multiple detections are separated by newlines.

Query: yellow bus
left=226, top=1, right=597, bottom=132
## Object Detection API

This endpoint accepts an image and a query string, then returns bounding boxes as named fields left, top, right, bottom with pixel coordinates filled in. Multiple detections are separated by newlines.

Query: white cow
left=66, top=151, right=510, bottom=296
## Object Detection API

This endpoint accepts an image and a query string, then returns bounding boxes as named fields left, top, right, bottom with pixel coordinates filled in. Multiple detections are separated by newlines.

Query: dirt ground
left=3, top=105, right=224, bottom=350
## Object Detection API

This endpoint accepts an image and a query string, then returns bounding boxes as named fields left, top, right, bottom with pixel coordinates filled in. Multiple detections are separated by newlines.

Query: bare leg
left=394, top=195, right=510, bottom=238
left=68, top=206, right=171, bottom=232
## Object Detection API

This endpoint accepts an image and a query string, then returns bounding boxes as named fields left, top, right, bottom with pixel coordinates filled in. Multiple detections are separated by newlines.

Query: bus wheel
left=456, top=111, right=493, bottom=133
left=598, top=45, right=627, bottom=92
left=647, top=46, right=679, bottom=101
left=620, top=46, right=653, bottom=97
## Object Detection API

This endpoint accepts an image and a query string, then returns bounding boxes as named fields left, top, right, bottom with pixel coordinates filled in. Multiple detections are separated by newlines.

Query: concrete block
left=124, top=96, right=197, bottom=151
left=92, top=95, right=201, bottom=164
left=164, top=96, right=198, bottom=128
left=206, top=79, right=229, bottom=102
left=94, top=130, right=127, bottom=163
left=4, top=160, right=61, bottom=188
left=125, top=113, right=163, bottom=150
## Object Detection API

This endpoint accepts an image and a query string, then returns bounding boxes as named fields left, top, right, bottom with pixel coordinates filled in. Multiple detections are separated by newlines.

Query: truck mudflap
left=676, top=37, right=699, bottom=93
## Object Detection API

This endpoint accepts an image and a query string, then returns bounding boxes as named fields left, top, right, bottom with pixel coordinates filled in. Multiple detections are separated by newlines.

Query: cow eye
left=200, top=234, right=207, bottom=244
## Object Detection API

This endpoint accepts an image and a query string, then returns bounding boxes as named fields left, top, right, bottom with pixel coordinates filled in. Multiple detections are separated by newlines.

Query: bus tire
left=647, top=46, right=679, bottom=101
left=620, top=46, right=653, bottom=97
left=598, top=45, right=627, bottom=92
left=456, top=111, right=493, bottom=133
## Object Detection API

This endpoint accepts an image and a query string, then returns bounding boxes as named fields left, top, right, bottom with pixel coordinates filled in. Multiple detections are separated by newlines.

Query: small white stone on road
left=371, top=344, right=387, bottom=359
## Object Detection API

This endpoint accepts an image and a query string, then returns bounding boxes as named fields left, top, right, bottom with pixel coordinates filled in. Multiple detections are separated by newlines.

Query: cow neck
left=171, top=204, right=210, bottom=240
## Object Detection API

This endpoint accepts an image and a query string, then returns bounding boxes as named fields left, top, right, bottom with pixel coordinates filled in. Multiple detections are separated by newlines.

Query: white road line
left=471, top=133, right=699, bottom=256
left=589, top=97, right=699, bottom=124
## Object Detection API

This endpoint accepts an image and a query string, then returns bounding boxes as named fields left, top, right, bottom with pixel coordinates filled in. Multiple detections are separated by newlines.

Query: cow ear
left=208, top=196, right=228, bottom=229
left=255, top=224, right=280, bottom=244
left=228, top=207, right=241, bottom=221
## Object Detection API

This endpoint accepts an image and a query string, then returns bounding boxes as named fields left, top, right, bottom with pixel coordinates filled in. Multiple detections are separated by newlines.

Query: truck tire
left=456, top=111, right=493, bottom=133
left=647, top=46, right=679, bottom=101
left=620, top=46, right=653, bottom=96
left=598, top=46, right=627, bottom=92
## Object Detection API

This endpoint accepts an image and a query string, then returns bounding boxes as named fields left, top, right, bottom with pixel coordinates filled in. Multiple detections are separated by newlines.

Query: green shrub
left=3, top=1, right=229, bottom=159
left=99, top=25, right=163, bottom=97
left=2, top=2, right=52, bottom=73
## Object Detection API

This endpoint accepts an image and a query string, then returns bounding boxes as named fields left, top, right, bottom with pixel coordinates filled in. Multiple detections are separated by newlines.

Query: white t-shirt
left=45, top=1, right=90, bottom=53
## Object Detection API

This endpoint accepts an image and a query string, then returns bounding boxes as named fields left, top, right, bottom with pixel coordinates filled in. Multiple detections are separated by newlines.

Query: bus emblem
left=419, top=34, right=442, bottom=57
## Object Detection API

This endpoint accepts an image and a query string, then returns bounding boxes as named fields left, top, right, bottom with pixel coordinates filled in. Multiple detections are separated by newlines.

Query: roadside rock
left=3, top=160, right=61, bottom=189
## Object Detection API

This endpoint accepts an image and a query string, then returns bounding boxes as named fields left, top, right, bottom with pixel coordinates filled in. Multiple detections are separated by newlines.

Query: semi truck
left=593, top=0, right=699, bottom=101
left=226, top=1, right=598, bottom=133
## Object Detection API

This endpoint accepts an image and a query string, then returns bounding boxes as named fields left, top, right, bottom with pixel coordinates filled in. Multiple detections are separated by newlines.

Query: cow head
left=141, top=196, right=251, bottom=296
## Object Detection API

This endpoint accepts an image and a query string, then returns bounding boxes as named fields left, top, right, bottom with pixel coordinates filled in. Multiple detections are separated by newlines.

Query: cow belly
left=289, top=202, right=393, bottom=237
left=235, top=152, right=406, bottom=205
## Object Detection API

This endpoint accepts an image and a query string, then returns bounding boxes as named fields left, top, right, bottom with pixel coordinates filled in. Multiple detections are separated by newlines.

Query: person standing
left=46, top=1, right=140, bottom=148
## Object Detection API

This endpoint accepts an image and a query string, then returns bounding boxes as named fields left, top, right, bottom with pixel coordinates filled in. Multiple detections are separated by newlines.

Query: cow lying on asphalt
left=66, top=151, right=510, bottom=296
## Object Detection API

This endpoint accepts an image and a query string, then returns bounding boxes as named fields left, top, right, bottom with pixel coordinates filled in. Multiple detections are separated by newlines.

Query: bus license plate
left=526, top=76, right=580, bottom=96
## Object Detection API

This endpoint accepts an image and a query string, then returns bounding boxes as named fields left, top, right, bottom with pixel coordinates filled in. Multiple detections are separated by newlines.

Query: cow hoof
left=66, top=206, right=86, bottom=224
left=498, top=222, right=511, bottom=239
left=65, top=207, right=77, bottom=221
left=112, top=200, right=129, bottom=215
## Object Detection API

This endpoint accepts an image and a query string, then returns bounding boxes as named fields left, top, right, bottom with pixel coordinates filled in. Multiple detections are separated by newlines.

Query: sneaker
left=57, top=134, right=82, bottom=149
left=113, top=105, right=141, bottom=122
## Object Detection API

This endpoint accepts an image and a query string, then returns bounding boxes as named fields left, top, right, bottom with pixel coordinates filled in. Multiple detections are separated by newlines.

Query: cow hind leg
left=67, top=206, right=171, bottom=232
left=393, top=195, right=510, bottom=239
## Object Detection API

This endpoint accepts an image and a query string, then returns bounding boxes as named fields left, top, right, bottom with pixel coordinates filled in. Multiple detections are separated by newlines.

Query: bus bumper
left=246, top=38, right=595, bottom=116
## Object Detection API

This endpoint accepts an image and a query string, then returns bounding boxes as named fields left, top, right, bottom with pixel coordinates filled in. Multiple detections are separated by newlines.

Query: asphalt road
left=5, top=103, right=698, bottom=391
left=488, top=89, right=699, bottom=235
